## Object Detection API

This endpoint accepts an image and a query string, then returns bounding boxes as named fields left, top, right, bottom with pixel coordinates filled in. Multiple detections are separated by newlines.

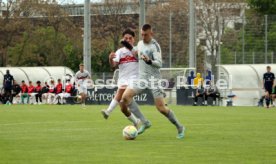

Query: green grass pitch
left=0, top=105, right=276, bottom=164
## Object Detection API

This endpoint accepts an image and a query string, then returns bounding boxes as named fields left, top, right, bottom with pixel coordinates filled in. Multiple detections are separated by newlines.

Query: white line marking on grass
left=189, top=123, right=241, bottom=125
left=0, top=120, right=93, bottom=126
left=0, top=127, right=97, bottom=135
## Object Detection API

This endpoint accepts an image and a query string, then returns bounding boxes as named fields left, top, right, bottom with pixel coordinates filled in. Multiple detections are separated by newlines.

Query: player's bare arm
left=109, top=52, right=119, bottom=68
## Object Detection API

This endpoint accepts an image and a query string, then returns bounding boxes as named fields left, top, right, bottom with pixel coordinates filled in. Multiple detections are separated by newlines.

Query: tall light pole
left=0, top=0, right=2, bottom=17
left=83, top=0, right=91, bottom=74
left=265, top=14, right=268, bottom=64
left=217, top=16, right=222, bottom=81
left=169, top=12, right=172, bottom=68
left=139, top=0, right=145, bottom=39
left=242, top=14, right=245, bottom=64
left=189, top=0, right=195, bottom=68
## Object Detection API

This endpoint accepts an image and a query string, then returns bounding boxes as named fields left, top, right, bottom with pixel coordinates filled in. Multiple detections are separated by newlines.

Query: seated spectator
left=41, top=82, right=49, bottom=103
left=53, top=79, right=63, bottom=104
left=12, top=80, right=21, bottom=104
left=193, top=73, right=204, bottom=88
left=20, top=80, right=29, bottom=104
left=47, top=80, right=56, bottom=104
left=28, top=81, right=36, bottom=104
left=205, top=82, right=220, bottom=106
left=193, top=85, right=206, bottom=106
left=35, top=81, right=42, bottom=105
left=56, top=80, right=74, bottom=104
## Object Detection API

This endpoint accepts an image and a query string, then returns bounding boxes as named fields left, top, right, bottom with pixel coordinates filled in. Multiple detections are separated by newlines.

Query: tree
left=0, top=0, right=29, bottom=66
left=195, top=0, right=246, bottom=77
left=247, top=0, right=276, bottom=14
left=90, top=0, right=139, bottom=72
left=8, top=26, right=82, bottom=69
left=92, top=0, right=139, bottom=51
left=146, top=0, right=189, bottom=67
left=246, top=0, right=276, bottom=63
left=0, top=0, right=83, bottom=70
left=92, top=0, right=190, bottom=69
left=220, top=9, right=276, bottom=64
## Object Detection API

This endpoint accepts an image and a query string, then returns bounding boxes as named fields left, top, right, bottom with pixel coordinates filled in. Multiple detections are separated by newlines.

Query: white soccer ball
left=74, top=95, right=82, bottom=103
left=122, top=125, right=138, bottom=140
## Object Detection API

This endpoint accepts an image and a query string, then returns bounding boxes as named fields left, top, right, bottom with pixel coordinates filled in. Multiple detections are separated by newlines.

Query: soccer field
left=0, top=105, right=275, bottom=164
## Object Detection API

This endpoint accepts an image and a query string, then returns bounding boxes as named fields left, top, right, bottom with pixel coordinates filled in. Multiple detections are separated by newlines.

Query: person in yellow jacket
left=193, top=73, right=204, bottom=88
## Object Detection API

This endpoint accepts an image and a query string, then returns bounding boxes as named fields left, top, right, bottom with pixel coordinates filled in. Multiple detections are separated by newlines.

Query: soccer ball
left=74, top=95, right=82, bottom=103
left=122, top=125, right=138, bottom=140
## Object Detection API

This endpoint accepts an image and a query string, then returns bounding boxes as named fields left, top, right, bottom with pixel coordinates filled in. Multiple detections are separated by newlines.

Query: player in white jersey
left=75, top=63, right=91, bottom=107
left=101, top=29, right=150, bottom=129
left=120, top=24, right=185, bottom=139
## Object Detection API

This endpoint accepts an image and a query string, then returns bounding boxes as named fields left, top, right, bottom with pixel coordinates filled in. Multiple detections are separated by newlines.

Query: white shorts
left=78, top=84, right=88, bottom=94
left=117, top=75, right=137, bottom=88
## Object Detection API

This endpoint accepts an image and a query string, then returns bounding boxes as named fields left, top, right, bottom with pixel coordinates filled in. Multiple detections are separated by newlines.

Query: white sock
left=53, top=96, right=57, bottom=104
left=47, top=97, right=51, bottom=104
left=127, top=114, right=138, bottom=126
left=106, top=99, right=119, bottom=115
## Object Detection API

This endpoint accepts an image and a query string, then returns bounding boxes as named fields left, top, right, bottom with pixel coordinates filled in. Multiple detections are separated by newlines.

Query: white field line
left=0, top=120, right=93, bottom=126
left=0, top=127, right=96, bottom=135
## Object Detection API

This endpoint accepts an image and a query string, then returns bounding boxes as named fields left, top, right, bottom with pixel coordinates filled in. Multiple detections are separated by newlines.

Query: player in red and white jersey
left=75, top=63, right=91, bottom=107
left=113, top=46, right=139, bottom=87
left=101, top=29, right=149, bottom=129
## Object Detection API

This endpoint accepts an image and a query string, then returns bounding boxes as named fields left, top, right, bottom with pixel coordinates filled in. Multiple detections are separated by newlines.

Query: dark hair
left=267, top=66, right=271, bottom=69
left=122, top=28, right=135, bottom=37
left=142, top=24, right=152, bottom=31
left=22, top=80, right=25, bottom=83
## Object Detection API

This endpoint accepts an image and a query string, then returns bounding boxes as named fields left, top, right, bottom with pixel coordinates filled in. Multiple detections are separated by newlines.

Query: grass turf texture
left=0, top=105, right=275, bottom=164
